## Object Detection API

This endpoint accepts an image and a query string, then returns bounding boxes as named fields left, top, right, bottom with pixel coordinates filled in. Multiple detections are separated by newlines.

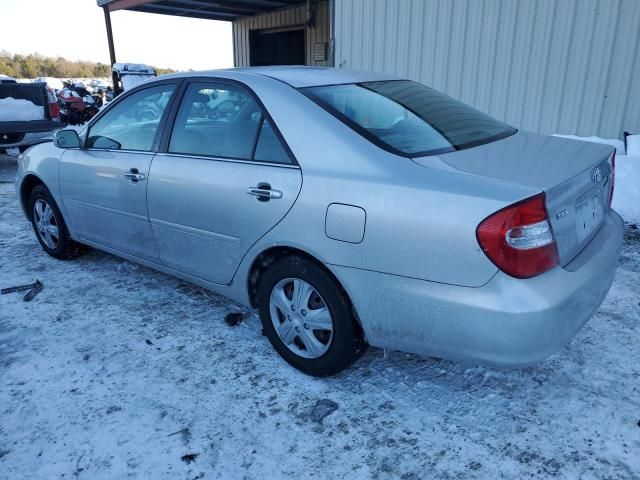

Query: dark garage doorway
left=249, top=27, right=305, bottom=66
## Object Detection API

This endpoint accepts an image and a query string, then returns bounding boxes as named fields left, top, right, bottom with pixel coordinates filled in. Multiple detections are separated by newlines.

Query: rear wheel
left=257, top=255, right=367, bottom=376
left=29, top=185, right=83, bottom=260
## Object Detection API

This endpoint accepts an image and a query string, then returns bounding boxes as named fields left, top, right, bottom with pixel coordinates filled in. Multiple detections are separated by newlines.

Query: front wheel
left=257, top=256, right=367, bottom=376
left=29, top=185, right=83, bottom=260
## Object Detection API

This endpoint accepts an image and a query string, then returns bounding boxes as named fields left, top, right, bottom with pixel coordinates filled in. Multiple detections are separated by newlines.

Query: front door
left=59, top=83, right=177, bottom=261
left=147, top=81, right=302, bottom=284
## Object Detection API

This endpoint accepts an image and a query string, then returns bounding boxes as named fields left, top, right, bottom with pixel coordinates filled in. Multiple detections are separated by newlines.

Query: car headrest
left=192, top=93, right=210, bottom=104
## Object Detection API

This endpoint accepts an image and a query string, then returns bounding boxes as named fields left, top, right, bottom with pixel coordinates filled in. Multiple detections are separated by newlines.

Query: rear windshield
left=303, top=80, right=516, bottom=157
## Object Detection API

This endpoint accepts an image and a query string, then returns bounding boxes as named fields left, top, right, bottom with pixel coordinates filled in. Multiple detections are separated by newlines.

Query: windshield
left=303, top=80, right=516, bottom=157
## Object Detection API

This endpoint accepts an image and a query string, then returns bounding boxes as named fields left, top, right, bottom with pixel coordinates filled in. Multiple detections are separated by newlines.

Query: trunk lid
left=413, top=130, right=615, bottom=266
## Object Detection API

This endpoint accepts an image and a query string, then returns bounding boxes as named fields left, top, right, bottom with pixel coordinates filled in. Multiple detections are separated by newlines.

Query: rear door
left=148, top=80, right=302, bottom=284
left=59, top=82, right=177, bottom=261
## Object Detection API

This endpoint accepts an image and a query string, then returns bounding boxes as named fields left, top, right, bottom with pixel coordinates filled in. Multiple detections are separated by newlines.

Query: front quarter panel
left=15, top=142, right=68, bottom=225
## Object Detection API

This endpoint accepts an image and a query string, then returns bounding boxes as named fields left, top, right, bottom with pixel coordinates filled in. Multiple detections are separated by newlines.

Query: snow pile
left=554, top=134, right=640, bottom=224
left=0, top=97, right=45, bottom=121
left=614, top=153, right=640, bottom=224
left=32, top=77, right=64, bottom=91
left=627, top=134, right=640, bottom=157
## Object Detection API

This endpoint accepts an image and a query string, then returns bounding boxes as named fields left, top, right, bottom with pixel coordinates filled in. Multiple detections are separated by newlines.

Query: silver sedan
left=15, top=67, right=623, bottom=376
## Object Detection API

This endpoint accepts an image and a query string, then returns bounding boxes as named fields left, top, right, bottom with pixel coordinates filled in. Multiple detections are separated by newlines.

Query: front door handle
left=124, top=168, right=146, bottom=182
left=247, top=183, right=283, bottom=201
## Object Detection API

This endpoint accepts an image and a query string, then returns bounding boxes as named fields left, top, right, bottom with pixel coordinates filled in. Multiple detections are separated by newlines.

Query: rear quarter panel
left=230, top=75, right=541, bottom=288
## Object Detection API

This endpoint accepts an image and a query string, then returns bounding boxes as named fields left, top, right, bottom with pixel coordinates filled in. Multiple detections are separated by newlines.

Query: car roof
left=160, top=66, right=401, bottom=88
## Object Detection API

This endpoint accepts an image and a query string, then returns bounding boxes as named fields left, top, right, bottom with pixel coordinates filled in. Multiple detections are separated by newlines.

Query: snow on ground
left=554, top=134, right=640, bottom=225
left=0, top=97, right=45, bottom=122
left=0, top=179, right=639, bottom=479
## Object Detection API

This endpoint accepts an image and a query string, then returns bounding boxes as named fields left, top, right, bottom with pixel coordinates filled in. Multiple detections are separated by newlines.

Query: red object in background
left=46, top=87, right=60, bottom=121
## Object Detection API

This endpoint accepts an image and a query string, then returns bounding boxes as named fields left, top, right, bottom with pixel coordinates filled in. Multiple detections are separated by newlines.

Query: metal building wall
left=233, top=1, right=331, bottom=67
left=335, top=0, right=640, bottom=139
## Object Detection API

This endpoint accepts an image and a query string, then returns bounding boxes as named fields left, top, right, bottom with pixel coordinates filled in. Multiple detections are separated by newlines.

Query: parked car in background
left=0, top=77, right=61, bottom=153
left=89, top=79, right=110, bottom=92
left=88, top=79, right=110, bottom=106
left=112, top=63, right=156, bottom=95
left=15, top=67, right=623, bottom=376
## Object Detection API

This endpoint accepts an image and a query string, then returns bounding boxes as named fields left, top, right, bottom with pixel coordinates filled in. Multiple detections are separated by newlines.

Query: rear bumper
left=331, top=210, right=624, bottom=366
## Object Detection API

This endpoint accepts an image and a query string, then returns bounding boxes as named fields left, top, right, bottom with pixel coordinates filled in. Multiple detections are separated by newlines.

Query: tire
left=28, top=185, right=83, bottom=260
left=257, top=255, right=367, bottom=376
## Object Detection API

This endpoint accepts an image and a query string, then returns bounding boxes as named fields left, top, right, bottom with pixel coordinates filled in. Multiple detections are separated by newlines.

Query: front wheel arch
left=20, top=174, right=45, bottom=221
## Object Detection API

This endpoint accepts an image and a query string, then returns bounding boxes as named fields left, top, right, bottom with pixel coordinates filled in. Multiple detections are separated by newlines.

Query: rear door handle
left=124, top=168, right=146, bottom=182
left=247, top=183, right=283, bottom=201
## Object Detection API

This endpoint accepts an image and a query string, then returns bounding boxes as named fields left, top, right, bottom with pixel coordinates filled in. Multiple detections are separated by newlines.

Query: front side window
left=303, top=80, right=516, bottom=157
left=169, top=82, right=292, bottom=164
left=169, top=83, right=261, bottom=160
left=86, top=84, right=175, bottom=151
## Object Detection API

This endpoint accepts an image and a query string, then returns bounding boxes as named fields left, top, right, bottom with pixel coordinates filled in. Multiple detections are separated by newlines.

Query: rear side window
left=303, top=80, right=516, bottom=157
left=169, top=82, right=292, bottom=165
left=254, top=119, right=290, bottom=164
left=87, top=84, right=175, bottom=151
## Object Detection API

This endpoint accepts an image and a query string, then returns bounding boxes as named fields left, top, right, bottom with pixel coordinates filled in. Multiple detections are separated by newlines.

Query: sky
left=0, top=0, right=234, bottom=71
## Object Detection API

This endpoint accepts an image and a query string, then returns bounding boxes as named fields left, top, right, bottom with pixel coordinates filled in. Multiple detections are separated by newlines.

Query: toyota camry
left=15, top=67, right=623, bottom=376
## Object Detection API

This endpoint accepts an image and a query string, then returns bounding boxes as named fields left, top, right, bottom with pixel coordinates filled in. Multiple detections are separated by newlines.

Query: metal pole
left=328, top=0, right=335, bottom=67
left=103, top=6, right=120, bottom=95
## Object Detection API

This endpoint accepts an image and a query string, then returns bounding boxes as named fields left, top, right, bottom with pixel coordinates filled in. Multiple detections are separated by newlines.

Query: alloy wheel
left=33, top=199, right=59, bottom=249
left=269, top=278, right=334, bottom=359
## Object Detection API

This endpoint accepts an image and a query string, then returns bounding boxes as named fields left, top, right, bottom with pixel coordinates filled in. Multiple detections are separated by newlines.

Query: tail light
left=476, top=193, right=559, bottom=279
left=46, top=87, right=60, bottom=121
left=608, top=150, right=616, bottom=207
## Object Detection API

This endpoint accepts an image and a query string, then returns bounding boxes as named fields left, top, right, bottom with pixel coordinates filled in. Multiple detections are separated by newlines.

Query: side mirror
left=53, top=129, right=81, bottom=149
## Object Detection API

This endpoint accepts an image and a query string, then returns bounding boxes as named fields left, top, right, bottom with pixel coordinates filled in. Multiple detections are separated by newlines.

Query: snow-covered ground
left=0, top=178, right=639, bottom=478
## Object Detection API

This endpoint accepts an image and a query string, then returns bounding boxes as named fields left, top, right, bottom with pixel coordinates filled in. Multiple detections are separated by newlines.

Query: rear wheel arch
left=247, top=246, right=365, bottom=337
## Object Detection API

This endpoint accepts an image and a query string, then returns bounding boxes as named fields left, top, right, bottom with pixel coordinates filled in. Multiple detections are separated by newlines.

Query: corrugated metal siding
left=335, top=0, right=640, bottom=138
left=233, top=1, right=330, bottom=67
